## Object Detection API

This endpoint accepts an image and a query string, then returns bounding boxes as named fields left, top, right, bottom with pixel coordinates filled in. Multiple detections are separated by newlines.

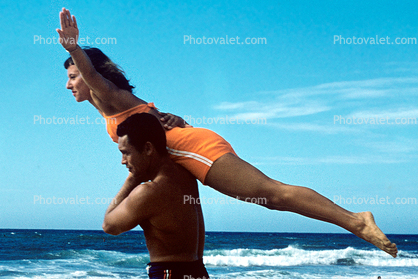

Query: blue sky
left=1, top=0, right=417, bottom=234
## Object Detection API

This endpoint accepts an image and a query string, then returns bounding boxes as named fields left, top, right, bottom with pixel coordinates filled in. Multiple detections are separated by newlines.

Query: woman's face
left=66, top=65, right=91, bottom=102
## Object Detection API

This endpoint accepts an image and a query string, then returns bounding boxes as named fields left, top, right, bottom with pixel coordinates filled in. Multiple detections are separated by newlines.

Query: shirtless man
left=102, top=113, right=209, bottom=279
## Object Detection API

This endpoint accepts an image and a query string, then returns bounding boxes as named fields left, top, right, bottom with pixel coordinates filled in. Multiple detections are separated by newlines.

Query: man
left=102, top=113, right=209, bottom=279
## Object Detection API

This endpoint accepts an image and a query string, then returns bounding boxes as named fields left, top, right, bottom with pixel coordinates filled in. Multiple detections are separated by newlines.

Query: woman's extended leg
left=204, top=153, right=398, bottom=257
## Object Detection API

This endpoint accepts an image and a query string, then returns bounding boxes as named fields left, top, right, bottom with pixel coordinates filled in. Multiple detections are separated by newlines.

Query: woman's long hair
left=64, top=47, right=135, bottom=93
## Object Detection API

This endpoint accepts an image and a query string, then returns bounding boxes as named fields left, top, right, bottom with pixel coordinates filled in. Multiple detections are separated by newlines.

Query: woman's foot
left=354, top=211, right=398, bottom=258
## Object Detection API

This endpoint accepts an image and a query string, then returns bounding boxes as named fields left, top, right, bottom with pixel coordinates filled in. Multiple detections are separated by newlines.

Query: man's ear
left=143, top=141, right=155, bottom=156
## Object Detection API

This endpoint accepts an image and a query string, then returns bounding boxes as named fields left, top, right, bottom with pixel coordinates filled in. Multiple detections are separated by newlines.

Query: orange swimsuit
left=104, top=103, right=237, bottom=184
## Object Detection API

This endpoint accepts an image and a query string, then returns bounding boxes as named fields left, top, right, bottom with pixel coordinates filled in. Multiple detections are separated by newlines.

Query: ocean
left=0, top=229, right=417, bottom=278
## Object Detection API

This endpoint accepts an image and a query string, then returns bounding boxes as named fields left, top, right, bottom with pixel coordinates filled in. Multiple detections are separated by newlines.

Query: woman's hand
left=56, top=8, right=79, bottom=52
left=159, top=112, right=191, bottom=130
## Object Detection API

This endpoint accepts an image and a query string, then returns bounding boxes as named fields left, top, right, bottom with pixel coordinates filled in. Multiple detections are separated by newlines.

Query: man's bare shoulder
left=129, top=181, right=162, bottom=200
left=124, top=181, right=169, bottom=217
left=156, top=161, right=197, bottom=188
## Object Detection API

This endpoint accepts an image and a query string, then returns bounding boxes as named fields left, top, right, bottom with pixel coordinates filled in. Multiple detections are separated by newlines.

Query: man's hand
left=159, top=112, right=190, bottom=130
left=56, top=8, right=79, bottom=52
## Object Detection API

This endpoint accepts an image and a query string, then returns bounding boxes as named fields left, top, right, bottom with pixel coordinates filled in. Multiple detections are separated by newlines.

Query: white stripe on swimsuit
left=167, top=147, right=213, bottom=167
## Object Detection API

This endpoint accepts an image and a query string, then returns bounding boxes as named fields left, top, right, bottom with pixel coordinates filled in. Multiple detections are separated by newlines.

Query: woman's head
left=64, top=47, right=135, bottom=93
left=66, top=64, right=91, bottom=102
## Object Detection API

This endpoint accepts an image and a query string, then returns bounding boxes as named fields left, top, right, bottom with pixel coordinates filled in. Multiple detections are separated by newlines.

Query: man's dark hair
left=116, top=113, right=168, bottom=156
left=64, top=47, right=135, bottom=93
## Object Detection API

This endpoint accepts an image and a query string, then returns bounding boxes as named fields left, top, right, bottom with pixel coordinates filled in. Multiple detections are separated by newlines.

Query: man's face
left=118, top=135, right=149, bottom=182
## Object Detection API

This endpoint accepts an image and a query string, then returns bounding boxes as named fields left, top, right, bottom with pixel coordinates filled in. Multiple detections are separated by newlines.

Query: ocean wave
left=0, top=250, right=150, bottom=279
left=203, top=246, right=418, bottom=267
left=42, top=249, right=150, bottom=267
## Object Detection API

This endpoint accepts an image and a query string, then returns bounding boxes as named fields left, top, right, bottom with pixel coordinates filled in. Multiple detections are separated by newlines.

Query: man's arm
left=102, top=174, right=155, bottom=235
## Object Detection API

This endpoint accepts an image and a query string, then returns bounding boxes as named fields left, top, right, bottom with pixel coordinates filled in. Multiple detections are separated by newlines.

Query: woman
left=57, top=8, right=397, bottom=257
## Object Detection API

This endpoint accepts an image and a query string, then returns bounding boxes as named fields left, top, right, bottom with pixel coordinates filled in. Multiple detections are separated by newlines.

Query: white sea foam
left=203, top=246, right=418, bottom=267
left=2, top=247, right=417, bottom=279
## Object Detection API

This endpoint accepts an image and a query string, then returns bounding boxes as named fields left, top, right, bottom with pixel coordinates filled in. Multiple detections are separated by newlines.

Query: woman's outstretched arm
left=56, top=8, right=138, bottom=113
left=57, top=8, right=190, bottom=126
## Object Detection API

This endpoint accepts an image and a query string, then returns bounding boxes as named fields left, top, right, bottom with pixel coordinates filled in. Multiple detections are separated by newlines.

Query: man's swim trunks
left=104, top=103, right=237, bottom=184
left=146, top=259, right=210, bottom=279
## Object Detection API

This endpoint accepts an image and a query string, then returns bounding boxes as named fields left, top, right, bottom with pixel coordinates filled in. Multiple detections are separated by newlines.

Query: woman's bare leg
left=205, top=153, right=398, bottom=257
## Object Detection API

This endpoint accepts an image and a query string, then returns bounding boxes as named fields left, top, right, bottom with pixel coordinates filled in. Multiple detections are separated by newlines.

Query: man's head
left=116, top=113, right=168, bottom=179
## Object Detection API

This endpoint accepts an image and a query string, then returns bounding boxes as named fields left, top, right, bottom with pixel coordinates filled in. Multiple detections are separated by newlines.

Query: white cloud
left=215, top=99, right=330, bottom=120
left=357, top=137, right=418, bottom=154
left=349, top=108, right=418, bottom=122
left=268, top=122, right=362, bottom=134
left=213, top=77, right=418, bottom=128
left=252, top=155, right=407, bottom=166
